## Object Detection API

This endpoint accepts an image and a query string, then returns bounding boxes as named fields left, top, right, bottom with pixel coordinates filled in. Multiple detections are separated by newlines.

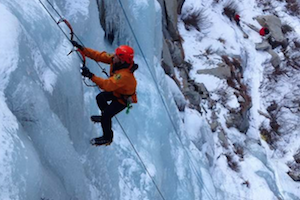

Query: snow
left=0, top=5, right=21, bottom=199
left=0, top=97, right=18, bottom=200
left=65, top=0, right=90, bottom=18
left=0, top=4, right=20, bottom=90
left=179, top=0, right=300, bottom=199
left=131, top=0, right=149, bottom=17
left=184, top=108, right=203, bottom=141
left=1, top=0, right=300, bottom=199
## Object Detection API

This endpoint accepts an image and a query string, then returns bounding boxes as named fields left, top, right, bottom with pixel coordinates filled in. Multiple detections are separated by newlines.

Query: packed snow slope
left=179, top=0, right=300, bottom=199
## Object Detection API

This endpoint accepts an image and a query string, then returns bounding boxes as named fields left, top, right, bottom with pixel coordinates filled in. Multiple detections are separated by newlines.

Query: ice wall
left=0, top=0, right=215, bottom=200
left=0, top=0, right=97, bottom=199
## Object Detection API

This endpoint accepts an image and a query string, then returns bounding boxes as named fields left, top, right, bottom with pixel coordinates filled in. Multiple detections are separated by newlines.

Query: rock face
left=226, top=109, right=250, bottom=133
left=157, top=0, right=185, bottom=71
left=156, top=0, right=212, bottom=111
left=97, top=0, right=252, bottom=132
left=177, top=61, right=201, bottom=111
left=98, top=0, right=118, bottom=44
left=196, top=55, right=251, bottom=133
left=197, top=63, right=232, bottom=79
left=177, top=0, right=185, bottom=14
left=162, top=39, right=176, bottom=76
left=267, top=49, right=281, bottom=67
left=255, top=41, right=280, bottom=67
left=294, top=152, right=300, bottom=163
left=245, top=15, right=288, bottom=67
left=288, top=171, right=300, bottom=181
left=255, top=15, right=287, bottom=45
left=287, top=152, right=300, bottom=182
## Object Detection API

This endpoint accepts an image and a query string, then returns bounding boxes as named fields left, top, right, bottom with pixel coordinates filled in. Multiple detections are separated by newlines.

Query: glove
left=81, top=67, right=94, bottom=79
left=71, top=40, right=84, bottom=50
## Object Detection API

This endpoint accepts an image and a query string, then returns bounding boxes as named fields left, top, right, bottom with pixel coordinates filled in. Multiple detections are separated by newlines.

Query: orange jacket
left=83, top=47, right=137, bottom=105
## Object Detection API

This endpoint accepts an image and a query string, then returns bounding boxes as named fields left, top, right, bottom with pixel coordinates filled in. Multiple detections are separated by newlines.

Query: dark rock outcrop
left=294, top=152, right=300, bottom=164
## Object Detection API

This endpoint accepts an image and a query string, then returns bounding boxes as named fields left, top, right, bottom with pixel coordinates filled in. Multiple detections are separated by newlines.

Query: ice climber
left=72, top=41, right=138, bottom=146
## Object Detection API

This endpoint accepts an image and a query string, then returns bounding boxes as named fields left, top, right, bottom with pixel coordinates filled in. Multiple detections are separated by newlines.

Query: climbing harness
left=119, top=93, right=135, bottom=114
left=125, top=102, right=133, bottom=114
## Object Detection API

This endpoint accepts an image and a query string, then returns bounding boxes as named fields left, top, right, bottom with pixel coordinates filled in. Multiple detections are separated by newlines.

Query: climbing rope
left=39, top=1, right=166, bottom=200
left=39, top=0, right=259, bottom=200
left=40, top=0, right=109, bottom=79
left=116, top=0, right=218, bottom=199
left=38, top=1, right=263, bottom=200
left=115, top=118, right=166, bottom=200
left=116, top=2, right=269, bottom=200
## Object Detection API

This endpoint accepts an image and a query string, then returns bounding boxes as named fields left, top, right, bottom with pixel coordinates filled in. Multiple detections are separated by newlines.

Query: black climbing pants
left=96, top=92, right=127, bottom=140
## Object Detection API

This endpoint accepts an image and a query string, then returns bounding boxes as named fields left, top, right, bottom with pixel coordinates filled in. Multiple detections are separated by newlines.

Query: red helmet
left=115, top=45, right=134, bottom=64
left=234, top=14, right=240, bottom=21
left=259, top=27, right=269, bottom=36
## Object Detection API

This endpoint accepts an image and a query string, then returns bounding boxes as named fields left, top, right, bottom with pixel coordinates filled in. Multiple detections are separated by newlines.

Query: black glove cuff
left=71, top=40, right=84, bottom=51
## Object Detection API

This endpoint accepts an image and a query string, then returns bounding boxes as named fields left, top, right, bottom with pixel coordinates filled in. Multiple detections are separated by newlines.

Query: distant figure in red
left=259, top=27, right=270, bottom=36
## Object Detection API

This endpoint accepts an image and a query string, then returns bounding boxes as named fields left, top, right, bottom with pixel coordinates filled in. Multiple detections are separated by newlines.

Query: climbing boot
left=90, top=137, right=112, bottom=146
